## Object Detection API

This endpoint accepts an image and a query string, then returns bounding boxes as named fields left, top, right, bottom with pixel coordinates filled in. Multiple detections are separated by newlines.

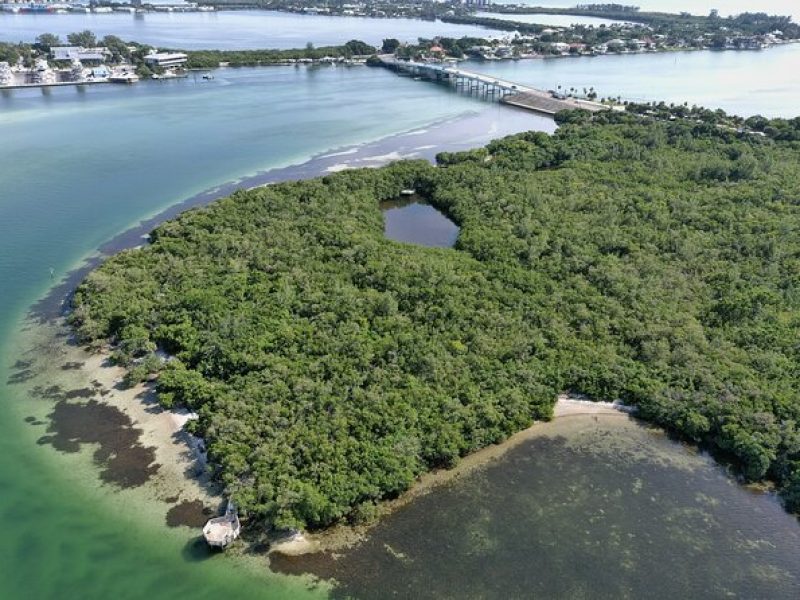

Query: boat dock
left=379, top=56, right=606, bottom=116
left=202, top=500, right=241, bottom=549
left=0, top=80, right=106, bottom=90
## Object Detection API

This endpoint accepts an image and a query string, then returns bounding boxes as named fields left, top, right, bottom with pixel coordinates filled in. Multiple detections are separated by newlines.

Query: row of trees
left=491, top=6, right=799, bottom=38
left=440, top=9, right=799, bottom=54
left=183, top=39, right=376, bottom=68
left=72, top=109, right=800, bottom=529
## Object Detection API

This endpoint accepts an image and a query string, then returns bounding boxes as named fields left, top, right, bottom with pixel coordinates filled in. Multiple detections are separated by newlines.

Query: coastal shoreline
left=41, top=321, right=635, bottom=559
left=11, top=101, right=552, bottom=555
left=15, top=306, right=635, bottom=562
left=270, top=396, right=634, bottom=557
left=29, top=101, right=552, bottom=322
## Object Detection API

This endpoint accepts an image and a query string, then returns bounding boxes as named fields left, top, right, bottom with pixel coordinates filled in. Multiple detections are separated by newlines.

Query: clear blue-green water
left=2, top=41, right=800, bottom=599
left=0, top=10, right=505, bottom=48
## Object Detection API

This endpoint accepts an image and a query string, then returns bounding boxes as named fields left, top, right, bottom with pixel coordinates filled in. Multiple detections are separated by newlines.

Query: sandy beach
left=20, top=321, right=224, bottom=531
left=81, top=350, right=218, bottom=505
left=26, top=317, right=632, bottom=558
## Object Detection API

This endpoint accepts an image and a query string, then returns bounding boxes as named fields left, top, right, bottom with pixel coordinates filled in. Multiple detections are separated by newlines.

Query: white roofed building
left=51, top=47, right=109, bottom=64
left=144, top=52, right=189, bottom=68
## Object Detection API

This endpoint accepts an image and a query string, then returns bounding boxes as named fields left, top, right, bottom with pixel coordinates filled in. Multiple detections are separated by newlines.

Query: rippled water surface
left=274, top=413, right=800, bottom=599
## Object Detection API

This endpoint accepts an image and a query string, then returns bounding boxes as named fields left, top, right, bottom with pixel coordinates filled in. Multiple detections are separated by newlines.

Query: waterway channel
left=493, top=0, right=800, bottom=21
left=0, top=10, right=507, bottom=49
left=471, top=42, right=800, bottom=117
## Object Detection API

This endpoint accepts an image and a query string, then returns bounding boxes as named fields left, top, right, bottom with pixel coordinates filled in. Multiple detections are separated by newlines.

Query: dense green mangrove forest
left=71, top=108, right=800, bottom=529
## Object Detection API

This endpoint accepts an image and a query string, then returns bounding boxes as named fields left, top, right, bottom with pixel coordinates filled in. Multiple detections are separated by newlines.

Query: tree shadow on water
left=182, top=536, right=217, bottom=562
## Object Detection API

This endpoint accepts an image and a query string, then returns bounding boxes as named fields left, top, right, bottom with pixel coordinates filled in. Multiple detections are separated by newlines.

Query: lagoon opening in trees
left=380, top=195, right=460, bottom=248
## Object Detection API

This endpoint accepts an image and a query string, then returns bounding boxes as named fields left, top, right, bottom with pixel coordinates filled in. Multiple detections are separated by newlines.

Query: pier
left=202, top=500, right=240, bottom=550
left=379, top=56, right=606, bottom=116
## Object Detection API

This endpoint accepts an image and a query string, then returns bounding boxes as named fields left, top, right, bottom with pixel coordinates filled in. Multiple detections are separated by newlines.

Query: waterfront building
left=70, top=60, right=85, bottom=83
left=1, top=1, right=67, bottom=12
left=32, top=58, right=56, bottom=84
left=144, top=52, right=189, bottom=69
left=51, top=46, right=109, bottom=65
left=89, top=65, right=109, bottom=79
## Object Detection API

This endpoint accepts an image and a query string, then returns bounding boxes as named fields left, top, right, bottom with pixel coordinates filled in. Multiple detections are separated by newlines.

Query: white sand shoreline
left=61, top=332, right=633, bottom=556
left=75, top=346, right=220, bottom=511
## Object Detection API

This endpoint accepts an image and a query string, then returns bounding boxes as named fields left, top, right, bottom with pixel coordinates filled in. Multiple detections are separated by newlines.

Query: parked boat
left=33, top=59, right=56, bottom=85
left=152, top=69, right=187, bottom=80
left=202, top=500, right=240, bottom=549
left=70, top=60, right=85, bottom=83
left=0, top=62, right=12, bottom=87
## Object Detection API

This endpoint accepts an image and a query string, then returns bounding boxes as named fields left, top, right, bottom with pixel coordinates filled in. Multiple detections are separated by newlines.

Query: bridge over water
left=379, top=56, right=606, bottom=116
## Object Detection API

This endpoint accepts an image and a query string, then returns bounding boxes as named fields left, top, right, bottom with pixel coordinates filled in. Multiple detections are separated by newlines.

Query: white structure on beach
left=202, top=500, right=240, bottom=549
left=0, top=62, right=11, bottom=86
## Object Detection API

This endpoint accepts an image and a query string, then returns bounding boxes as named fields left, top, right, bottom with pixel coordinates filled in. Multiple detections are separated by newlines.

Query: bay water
left=472, top=42, right=800, bottom=117
left=493, top=0, right=800, bottom=21
left=0, top=10, right=506, bottom=48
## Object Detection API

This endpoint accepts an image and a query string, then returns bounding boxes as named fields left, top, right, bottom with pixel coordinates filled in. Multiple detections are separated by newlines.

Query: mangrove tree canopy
left=72, top=109, right=800, bottom=528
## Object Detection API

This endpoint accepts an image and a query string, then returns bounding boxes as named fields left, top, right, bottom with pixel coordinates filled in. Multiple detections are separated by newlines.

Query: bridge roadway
left=380, top=56, right=606, bottom=116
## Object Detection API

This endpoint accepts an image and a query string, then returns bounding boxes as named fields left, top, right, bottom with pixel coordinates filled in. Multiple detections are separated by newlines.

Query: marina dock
left=379, top=56, right=606, bottom=116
